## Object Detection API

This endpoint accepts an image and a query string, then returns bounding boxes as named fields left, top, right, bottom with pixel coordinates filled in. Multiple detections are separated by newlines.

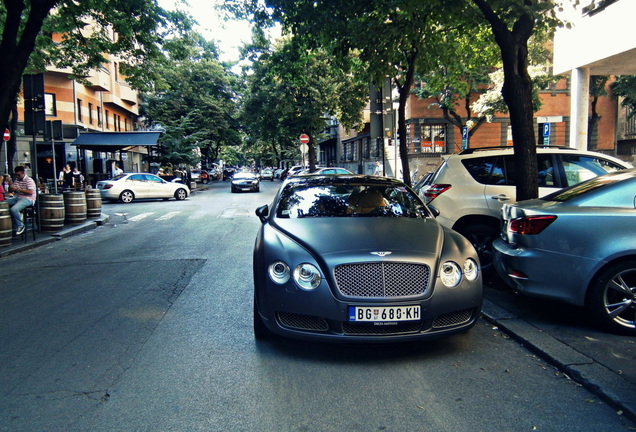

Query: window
left=88, top=103, right=94, bottom=125
left=97, top=107, right=102, bottom=127
left=412, top=123, right=447, bottom=154
left=77, top=99, right=83, bottom=122
left=44, top=93, right=57, bottom=116
left=105, top=110, right=110, bottom=129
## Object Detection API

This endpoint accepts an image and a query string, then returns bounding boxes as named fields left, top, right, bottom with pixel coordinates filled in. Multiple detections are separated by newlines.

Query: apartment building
left=8, top=55, right=156, bottom=187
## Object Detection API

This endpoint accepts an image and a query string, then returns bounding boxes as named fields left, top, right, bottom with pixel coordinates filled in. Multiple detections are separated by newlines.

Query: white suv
left=421, top=146, right=632, bottom=276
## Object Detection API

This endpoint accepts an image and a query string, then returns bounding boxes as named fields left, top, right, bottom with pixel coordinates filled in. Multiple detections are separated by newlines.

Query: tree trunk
left=396, top=50, right=418, bottom=187
left=472, top=0, right=538, bottom=201
left=0, top=0, right=58, bottom=129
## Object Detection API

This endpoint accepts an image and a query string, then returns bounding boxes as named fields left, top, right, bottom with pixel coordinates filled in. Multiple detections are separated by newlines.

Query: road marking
left=156, top=211, right=182, bottom=221
left=128, top=212, right=155, bottom=222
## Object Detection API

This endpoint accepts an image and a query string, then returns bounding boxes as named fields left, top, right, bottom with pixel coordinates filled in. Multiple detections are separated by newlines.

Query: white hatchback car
left=421, top=146, right=632, bottom=275
left=97, top=173, right=190, bottom=203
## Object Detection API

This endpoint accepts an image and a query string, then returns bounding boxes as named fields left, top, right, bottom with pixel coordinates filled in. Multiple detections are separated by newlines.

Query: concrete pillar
left=569, top=67, right=590, bottom=150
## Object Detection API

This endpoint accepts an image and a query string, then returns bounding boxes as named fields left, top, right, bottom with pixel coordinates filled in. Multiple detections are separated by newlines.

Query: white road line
left=127, top=212, right=155, bottom=222
left=156, top=211, right=182, bottom=221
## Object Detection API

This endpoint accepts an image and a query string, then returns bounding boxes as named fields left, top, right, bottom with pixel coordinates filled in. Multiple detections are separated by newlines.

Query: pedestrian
left=113, top=163, right=123, bottom=177
left=58, top=164, right=72, bottom=190
left=72, top=166, right=84, bottom=189
left=6, top=166, right=37, bottom=236
left=373, top=161, right=382, bottom=176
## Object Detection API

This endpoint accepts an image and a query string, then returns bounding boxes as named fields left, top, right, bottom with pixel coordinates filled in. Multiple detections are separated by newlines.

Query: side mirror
left=427, top=204, right=440, bottom=218
left=255, top=204, right=269, bottom=223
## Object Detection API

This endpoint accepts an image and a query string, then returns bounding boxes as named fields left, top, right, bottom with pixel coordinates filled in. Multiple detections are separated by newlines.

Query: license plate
left=348, top=305, right=421, bottom=322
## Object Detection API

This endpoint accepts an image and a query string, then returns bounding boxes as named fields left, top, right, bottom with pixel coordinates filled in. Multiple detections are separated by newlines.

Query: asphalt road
left=0, top=180, right=634, bottom=431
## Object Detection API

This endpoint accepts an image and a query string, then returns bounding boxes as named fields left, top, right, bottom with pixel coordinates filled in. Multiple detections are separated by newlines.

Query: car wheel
left=231, top=186, right=236, bottom=193
left=175, top=188, right=187, bottom=200
left=587, top=260, right=636, bottom=335
left=253, top=298, right=270, bottom=340
left=119, top=190, right=134, bottom=203
left=202, top=178, right=209, bottom=184
left=456, top=223, right=498, bottom=277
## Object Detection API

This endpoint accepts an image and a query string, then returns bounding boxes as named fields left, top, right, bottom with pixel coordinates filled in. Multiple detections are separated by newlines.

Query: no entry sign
left=3, top=129, right=9, bottom=141
left=299, top=134, right=310, bottom=144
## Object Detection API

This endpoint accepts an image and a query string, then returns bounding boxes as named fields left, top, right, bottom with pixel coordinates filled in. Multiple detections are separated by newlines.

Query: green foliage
left=611, top=76, right=636, bottom=118
left=140, top=33, right=241, bottom=168
left=240, top=35, right=368, bottom=168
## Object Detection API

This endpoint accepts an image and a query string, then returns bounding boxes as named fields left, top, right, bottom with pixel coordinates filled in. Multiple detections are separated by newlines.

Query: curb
left=481, top=299, right=636, bottom=422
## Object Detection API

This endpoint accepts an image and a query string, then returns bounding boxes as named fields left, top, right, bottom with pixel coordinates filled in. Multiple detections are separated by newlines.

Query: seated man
left=6, top=166, right=37, bottom=235
left=347, top=188, right=389, bottom=215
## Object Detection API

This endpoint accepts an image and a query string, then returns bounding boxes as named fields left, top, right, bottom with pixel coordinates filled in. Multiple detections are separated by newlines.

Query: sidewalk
left=0, top=214, right=110, bottom=258
left=481, top=285, right=636, bottom=422
left=1, top=214, right=634, bottom=422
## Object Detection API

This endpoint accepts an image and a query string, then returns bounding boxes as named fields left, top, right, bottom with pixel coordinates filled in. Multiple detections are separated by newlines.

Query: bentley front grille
left=334, top=262, right=430, bottom=298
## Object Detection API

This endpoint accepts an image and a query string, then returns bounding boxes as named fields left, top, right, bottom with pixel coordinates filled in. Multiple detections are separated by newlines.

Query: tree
left=0, top=0, right=179, bottom=130
left=263, top=0, right=453, bottom=186
left=240, top=36, right=368, bottom=171
left=588, top=75, right=609, bottom=150
left=468, top=0, right=567, bottom=201
left=140, top=33, right=241, bottom=169
left=610, top=76, right=636, bottom=117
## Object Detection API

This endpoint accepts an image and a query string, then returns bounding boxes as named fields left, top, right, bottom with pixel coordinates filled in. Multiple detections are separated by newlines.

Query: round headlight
left=440, top=261, right=462, bottom=287
left=268, top=261, right=290, bottom=284
left=464, top=258, right=479, bottom=282
left=293, top=263, right=322, bottom=290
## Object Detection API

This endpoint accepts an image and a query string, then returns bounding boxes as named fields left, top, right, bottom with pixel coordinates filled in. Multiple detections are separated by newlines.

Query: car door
left=484, top=154, right=558, bottom=216
left=144, top=174, right=170, bottom=198
left=126, top=174, right=149, bottom=198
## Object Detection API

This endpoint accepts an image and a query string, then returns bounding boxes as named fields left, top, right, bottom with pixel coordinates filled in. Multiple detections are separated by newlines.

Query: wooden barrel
left=0, top=202, right=11, bottom=247
left=39, top=194, right=65, bottom=232
left=64, top=191, right=87, bottom=224
left=85, top=189, right=102, bottom=218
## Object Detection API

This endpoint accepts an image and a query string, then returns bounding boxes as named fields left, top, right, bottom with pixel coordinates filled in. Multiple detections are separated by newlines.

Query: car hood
left=271, top=217, right=443, bottom=262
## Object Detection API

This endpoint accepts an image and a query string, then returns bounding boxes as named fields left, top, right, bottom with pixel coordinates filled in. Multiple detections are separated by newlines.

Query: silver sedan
left=493, top=169, right=636, bottom=335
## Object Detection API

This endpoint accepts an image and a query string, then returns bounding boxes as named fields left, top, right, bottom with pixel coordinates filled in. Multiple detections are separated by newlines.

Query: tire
left=119, top=190, right=134, bottom=203
left=456, top=222, right=499, bottom=278
left=587, top=260, right=636, bottom=335
left=175, top=188, right=187, bottom=200
left=253, top=299, right=270, bottom=340
left=202, top=178, right=209, bottom=184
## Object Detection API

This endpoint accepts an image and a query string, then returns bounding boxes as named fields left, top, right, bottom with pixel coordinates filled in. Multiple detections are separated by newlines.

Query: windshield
left=276, top=182, right=430, bottom=218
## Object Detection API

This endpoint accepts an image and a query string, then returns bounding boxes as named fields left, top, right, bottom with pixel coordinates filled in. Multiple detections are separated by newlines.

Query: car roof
left=451, top=146, right=631, bottom=163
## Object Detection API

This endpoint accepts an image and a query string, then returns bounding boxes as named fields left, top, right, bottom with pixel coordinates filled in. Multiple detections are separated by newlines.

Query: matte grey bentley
left=253, top=175, right=483, bottom=342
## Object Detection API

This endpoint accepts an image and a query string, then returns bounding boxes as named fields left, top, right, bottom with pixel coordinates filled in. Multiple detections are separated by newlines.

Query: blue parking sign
left=543, top=123, right=550, bottom=137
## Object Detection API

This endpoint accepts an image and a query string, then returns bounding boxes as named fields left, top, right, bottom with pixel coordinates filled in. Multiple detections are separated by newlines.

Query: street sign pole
left=3, top=129, right=9, bottom=174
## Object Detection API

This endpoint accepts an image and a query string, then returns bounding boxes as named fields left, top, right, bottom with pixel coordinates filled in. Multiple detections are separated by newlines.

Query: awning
left=72, top=131, right=161, bottom=152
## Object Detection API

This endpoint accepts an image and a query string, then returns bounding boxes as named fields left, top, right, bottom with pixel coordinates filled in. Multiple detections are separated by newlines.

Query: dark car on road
left=253, top=175, right=483, bottom=343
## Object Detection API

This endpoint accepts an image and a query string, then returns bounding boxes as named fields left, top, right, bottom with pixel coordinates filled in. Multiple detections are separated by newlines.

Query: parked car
left=253, top=175, right=482, bottom=342
left=274, top=168, right=285, bottom=179
left=284, top=165, right=307, bottom=179
left=298, top=167, right=353, bottom=175
left=421, top=146, right=632, bottom=274
left=231, top=171, right=260, bottom=193
left=493, top=169, right=636, bottom=335
left=190, top=169, right=210, bottom=184
left=260, top=168, right=274, bottom=181
left=223, top=167, right=235, bottom=181
left=97, top=173, right=190, bottom=203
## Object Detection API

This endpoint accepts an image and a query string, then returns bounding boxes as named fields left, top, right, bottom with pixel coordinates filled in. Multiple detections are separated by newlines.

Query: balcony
left=86, top=67, right=111, bottom=92
left=118, top=83, right=138, bottom=105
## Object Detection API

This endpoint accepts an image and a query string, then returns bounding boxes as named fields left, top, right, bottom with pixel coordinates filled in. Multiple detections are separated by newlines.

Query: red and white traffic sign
left=3, top=128, right=9, bottom=141
left=299, top=133, right=310, bottom=144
